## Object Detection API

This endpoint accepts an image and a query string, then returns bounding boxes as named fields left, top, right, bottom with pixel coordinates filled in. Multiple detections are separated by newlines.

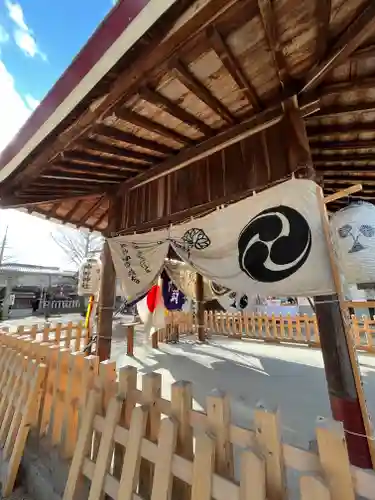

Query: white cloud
left=5, top=0, right=46, bottom=60
left=5, top=0, right=27, bottom=30
left=14, top=29, right=37, bottom=57
left=0, top=60, right=32, bottom=153
left=0, top=26, right=9, bottom=44
left=24, top=93, right=40, bottom=111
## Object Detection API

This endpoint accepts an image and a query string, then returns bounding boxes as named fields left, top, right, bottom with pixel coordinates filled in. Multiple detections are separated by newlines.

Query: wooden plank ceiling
left=2, top=0, right=375, bottom=231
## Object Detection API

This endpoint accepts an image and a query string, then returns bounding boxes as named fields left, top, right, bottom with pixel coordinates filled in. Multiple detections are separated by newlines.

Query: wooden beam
left=80, top=138, right=158, bottom=163
left=308, top=122, right=375, bottom=137
left=319, top=76, right=375, bottom=98
left=324, top=178, right=375, bottom=186
left=77, top=195, right=106, bottom=226
left=350, top=43, right=375, bottom=61
left=311, top=140, right=375, bottom=151
left=313, top=153, right=375, bottom=164
left=51, top=164, right=132, bottom=179
left=118, top=104, right=285, bottom=192
left=42, top=173, right=120, bottom=184
left=306, top=102, right=375, bottom=120
left=323, top=184, right=362, bottom=203
left=94, top=125, right=175, bottom=155
left=282, top=96, right=314, bottom=174
left=207, top=26, right=262, bottom=111
left=257, top=0, right=291, bottom=89
left=301, top=0, right=375, bottom=93
left=172, top=59, right=236, bottom=123
left=3, top=0, right=240, bottom=191
left=315, top=0, right=332, bottom=62
left=63, top=199, right=85, bottom=222
left=62, top=151, right=144, bottom=172
left=116, top=107, right=195, bottom=145
left=320, top=169, right=375, bottom=177
left=115, top=99, right=319, bottom=192
left=139, top=85, right=214, bottom=137
left=93, top=209, right=109, bottom=230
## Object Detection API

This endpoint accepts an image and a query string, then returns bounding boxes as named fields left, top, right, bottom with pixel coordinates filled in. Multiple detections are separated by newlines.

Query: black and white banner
left=108, top=179, right=335, bottom=299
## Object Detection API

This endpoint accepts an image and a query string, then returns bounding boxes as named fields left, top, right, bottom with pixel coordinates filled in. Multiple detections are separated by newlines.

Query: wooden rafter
left=320, top=170, right=375, bottom=177
left=314, top=0, right=332, bottom=62
left=116, top=107, right=194, bottom=145
left=64, top=199, right=85, bottom=222
left=51, top=164, right=131, bottom=179
left=94, top=125, right=175, bottom=155
left=207, top=26, right=262, bottom=112
left=313, top=153, right=375, bottom=163
left=138, top=86, right=214, bottom=137
left=77, top=195, right=106, bottom=226
left=257, top=0, right=290, bottom=89
left=318, top=76, right=375, bottom=98
left=81, top=138, right=158, bottom=164
left=306, top=102, right=375, bottom=120
left=93, top=209, right=108, bottom=230
left=301, top=0, right=375, bottom=93
left=172, top=59, right=235, bottom=123
left=312, top=140, right=375, bottom=151
left=62, top=151, right=144, bottom=172
left=116, top=100, right=319, bottom=192
left=324, top=178, right=375, bottom=187
left=42, top=173, right=119, bottom=184
left=308, top=122, right=375, bottom=137
left=350, top=42, right=375, bottom=61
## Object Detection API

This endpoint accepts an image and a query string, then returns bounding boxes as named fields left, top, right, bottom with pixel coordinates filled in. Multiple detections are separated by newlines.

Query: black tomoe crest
left=238, top=205, right=312, bottom=283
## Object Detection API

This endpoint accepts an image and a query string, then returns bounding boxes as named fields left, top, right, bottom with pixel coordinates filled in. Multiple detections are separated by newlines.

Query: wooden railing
left=160, top=311, right=375, bottom=352
left=4, top=321, right=89, bottom=351
left=0, top=327, right=374, bottom=498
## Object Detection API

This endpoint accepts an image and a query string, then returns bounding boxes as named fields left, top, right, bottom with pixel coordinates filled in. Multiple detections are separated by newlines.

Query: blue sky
left=0, top=0, right=115, bottom=267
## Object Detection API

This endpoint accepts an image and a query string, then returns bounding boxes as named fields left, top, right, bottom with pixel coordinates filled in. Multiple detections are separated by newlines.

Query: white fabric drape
left=108, top=179, right=335, bottom=299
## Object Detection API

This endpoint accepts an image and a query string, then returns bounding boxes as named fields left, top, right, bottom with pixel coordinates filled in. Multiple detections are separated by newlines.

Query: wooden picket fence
left=0, top=326, right=374, bottom=498
left=6, top=321, right=89, bottom=351
left=160, top=311, right=375, bottom=353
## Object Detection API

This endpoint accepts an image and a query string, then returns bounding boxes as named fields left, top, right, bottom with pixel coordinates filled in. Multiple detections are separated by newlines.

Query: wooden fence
left=160, top=311, right=375, bottom=353
left=0, top=326, right=374, bottom=498
left=5, top=321, right=89, bottom=351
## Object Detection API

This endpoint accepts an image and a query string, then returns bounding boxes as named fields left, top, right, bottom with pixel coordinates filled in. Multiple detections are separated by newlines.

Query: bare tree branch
left=51, top=228, right=103, bottom=267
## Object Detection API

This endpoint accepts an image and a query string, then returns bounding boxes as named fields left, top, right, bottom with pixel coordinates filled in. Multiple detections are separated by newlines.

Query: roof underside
left=1, top=0, right=375, bottom=231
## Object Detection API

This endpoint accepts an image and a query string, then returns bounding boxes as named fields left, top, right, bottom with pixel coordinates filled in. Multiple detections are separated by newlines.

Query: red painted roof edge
left=0, top=0, right=152, bottom=168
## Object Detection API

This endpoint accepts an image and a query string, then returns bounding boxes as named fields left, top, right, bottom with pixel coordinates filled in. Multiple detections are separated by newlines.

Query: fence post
left=206, top=390, right=234, bottom=480
left=171, top=380, right=193, bottom=500
left=254, top=407, right=287, bottom=500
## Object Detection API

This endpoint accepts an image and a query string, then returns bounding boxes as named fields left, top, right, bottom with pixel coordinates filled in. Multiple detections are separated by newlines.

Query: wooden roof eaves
left=3, top=0, right=242, bottom=194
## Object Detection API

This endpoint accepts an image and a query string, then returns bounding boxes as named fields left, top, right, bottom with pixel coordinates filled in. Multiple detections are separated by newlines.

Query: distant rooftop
left=0, top=263, right=76, bottom=277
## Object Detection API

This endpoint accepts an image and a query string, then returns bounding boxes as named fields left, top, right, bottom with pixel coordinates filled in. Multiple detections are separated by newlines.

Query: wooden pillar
left=283, top=98, right=373, bottom=468
left=96, top=194, right=122, bottom=361
left=195, top=273, right=205, bottom=341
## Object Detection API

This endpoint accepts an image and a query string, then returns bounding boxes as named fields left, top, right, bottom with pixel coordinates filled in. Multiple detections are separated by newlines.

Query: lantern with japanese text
left=330, top=201, right=375, bottom=284
left=78, top=257, right=102, bottom=296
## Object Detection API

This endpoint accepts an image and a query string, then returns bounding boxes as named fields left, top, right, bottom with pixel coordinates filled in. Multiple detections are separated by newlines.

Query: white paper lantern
left=330, top=201, right=375, bottom=284
left=78, top=257, right=102, bottom=296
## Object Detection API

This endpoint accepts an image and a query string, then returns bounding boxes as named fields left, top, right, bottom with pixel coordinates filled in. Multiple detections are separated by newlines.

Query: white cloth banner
left=108, top=229, right=169, bottom=301
left=108, top=179, right=335, bottom=299
left=169, top=179, right=334, bottom=297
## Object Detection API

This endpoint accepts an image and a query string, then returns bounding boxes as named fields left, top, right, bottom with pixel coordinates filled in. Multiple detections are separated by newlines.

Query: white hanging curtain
left=107, top=179, right=335, bottom=300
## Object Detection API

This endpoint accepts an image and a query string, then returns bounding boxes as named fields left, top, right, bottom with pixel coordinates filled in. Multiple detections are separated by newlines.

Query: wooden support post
left=195, top=273, right=205, bottom=342
left=96, top=194, right=122, bottom=361
left=283, top=96, right=374, bottom=469
left=126, top=325, right=134, bottom=357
